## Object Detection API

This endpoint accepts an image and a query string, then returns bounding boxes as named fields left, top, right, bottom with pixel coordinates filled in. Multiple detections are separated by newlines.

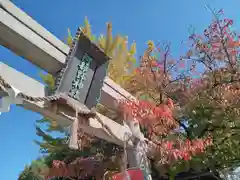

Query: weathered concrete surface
left=0, top=0, right=134, bottom=110
left=0, top=62, right=132, bottom=147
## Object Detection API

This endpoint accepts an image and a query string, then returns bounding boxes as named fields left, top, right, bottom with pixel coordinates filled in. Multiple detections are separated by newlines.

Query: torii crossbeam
left=0, top=0, right=153, bottom=179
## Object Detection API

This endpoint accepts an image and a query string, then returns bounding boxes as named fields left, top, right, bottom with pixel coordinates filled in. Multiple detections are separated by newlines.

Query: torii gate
left=0, top=0, right=153, bottom=179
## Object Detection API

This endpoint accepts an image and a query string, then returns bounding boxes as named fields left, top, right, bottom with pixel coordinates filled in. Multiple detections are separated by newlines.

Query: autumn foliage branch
left=44, top=8, right=240, bottom=179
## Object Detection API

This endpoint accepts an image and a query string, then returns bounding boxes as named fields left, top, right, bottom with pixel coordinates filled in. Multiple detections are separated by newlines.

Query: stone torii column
left=123, top=115, right=152, bottom=180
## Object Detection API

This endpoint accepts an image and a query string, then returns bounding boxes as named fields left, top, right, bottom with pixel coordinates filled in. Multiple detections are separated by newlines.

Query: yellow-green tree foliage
left=66, top=17, right=137, bottom=87
left=42, top=17, right=137, bottom=89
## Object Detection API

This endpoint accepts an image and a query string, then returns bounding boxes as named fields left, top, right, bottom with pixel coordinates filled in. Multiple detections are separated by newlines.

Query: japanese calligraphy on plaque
left=54, top=28, right=110, bottom=109
left=68, top=54, right=92, bottom=100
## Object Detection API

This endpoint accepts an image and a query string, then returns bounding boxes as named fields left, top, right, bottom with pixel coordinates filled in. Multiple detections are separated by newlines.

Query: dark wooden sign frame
left=54, top=28, right=110, bottom=109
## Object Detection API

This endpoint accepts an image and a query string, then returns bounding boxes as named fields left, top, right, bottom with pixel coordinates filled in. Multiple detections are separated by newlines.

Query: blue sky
left=1, top=0, right=240, bottom=179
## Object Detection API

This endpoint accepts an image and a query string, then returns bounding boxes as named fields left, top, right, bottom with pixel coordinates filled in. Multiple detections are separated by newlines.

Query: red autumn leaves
left=118, top=98, right=212, bottom=163
left=118, top=98, right=174, bottom=121
left=45, top=158, right=102, bottom=179
left=118, top=98, right=178, bottom=136
left=159, top=138, right=213, bottom=161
